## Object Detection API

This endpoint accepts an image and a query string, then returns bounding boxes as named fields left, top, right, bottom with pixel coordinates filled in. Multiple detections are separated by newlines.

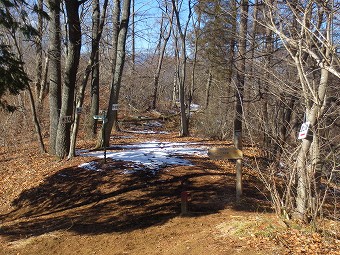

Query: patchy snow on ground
left=79, top=141, right=208, bottom=174
left=126, top=130, right=169, bottom=134
left=79, top=161, right=102, bottom=172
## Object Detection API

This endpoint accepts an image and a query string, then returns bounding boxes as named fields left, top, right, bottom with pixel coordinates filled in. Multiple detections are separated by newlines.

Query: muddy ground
left=0, top=129, right=339, bottom=255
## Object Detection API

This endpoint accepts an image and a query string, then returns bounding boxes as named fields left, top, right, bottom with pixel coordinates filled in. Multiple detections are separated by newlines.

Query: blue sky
left=133, top=0, right=163, bottom=52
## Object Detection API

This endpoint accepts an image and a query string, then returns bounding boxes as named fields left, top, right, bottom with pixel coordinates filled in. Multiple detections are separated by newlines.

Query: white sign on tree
left=298, top=122, right=310, bottom=139
left=112, top=104, right=119, bottom=111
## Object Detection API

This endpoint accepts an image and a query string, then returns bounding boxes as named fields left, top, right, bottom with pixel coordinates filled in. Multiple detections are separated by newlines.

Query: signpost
left=208, top=147, right=243, bottom=160
left=93, top=111, right=107, bottom=163
left=208, top=147, right=243, bottom=202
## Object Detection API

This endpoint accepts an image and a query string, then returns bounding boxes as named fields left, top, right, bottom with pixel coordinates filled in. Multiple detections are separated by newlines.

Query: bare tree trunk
left=88, top=0, right=101, bottom=137
left=131, top=0, right=135, bottom=71
left=189, top=12, right=200, bottom=112
left=10, top=10, right=47, bottom=153
left=261, top=26, right=273, bottom=156
left=47, top=0, right=61, bottom=155
left=34, top=0, right=44, bottom=100
left=38, top=56, right=49, bottom=107
left=295, top=66, right=329, bottom=220
left=276, top=94, right=296, bottom=158
left=250, top=0, right=258, bottom=77
left=171, top=0, right=192, bottom=137
left=55, top=0, right=81, bottom=158
left=227, top=0, right=237, bottom=90
left=259, top=0, right=339, bottom=221
left=205, top=69, right=212, bottom=109
left=97, top=0, right=131, bottom=148
left=27, top=84, right=46, bottom=153
left=104, top=0, right=120, bottom=135
left=234, top=0, right=248, bottom=201
left=68, top=0, right=108, bottom=158
left=151, top=8, right=173, bottom=109
left=171, top=69, right=178, bottom=107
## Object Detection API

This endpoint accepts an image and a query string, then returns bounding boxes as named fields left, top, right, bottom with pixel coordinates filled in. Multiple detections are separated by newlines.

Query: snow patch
left=79, top=161, right=102, bottom=171
left=79, top=140, right=208, bottom=173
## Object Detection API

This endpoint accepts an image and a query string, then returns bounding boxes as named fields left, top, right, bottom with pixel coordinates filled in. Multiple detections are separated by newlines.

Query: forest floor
left=0, top=118, right=339, bottom=255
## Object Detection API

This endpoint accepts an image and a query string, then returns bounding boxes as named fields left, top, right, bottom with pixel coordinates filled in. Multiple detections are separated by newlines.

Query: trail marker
left=93, top=115, right=104, bottom=120
left=112, top=104, right=119, bottom=111
left=208, top=146, right=243, bottom=202
left=298, top=122, right=310, bottom=139
left=93, top=111, right=108, bottom=163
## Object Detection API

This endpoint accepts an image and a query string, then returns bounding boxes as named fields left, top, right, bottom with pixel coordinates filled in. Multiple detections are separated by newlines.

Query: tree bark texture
left=234, top=0, right=248, bottom=201
left=97, top=0, right=131, bottom=148
left=68, top=0, right=108, bottom=158
left=171, top=0, right=191, bottom=137
left=88, top=0, right=101, bottom=137
left=34, top=0, right=44, bottom=101
left=56, top=0, right=81, bottom=158
left=47, top=0, right=61, bottom=155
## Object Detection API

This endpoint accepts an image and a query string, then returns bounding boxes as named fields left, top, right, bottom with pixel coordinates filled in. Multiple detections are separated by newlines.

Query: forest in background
left=0, top=0, right=339, bottom=225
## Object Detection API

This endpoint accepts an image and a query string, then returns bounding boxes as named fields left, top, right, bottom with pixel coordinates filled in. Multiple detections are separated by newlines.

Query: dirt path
left=0, top=132, right=338, bottom=254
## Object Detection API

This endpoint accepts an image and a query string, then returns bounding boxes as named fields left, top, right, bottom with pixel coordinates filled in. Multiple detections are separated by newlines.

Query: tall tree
left=55, top=0, right=81, bottom=158
left=262, top=0, right=340, bottom=221
left=68, top=0, right=109, bottom=158
left=47, top=0, right=61, bottom=155
left=34, top=0, right=44, bottom=99
left=189, top=9, right=201, bottom=113
left=97, top=0, right=131, bottom=148
left=33, top=0, right=49, bottom=112
left=151, top=2, right=173, bottom=110
left=171, top=0, right=193, bottom=137
left=131, top=0, right=135, bottom=72
left=234, top=0, right=248, bottom=201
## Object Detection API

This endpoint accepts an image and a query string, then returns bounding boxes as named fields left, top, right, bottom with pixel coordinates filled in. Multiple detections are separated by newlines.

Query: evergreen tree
left=0, top=0, right=32, bottom=111
left=0, top=45, right=30, bottom=111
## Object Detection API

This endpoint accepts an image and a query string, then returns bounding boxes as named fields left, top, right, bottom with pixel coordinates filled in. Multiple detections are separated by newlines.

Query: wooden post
left=236, top=159, right=242, bottom=201
left=234, top=131, right=243, bottom=202
left=181, top=191, right=189, bottom=216
left=208, top=146, right=243, bottom=202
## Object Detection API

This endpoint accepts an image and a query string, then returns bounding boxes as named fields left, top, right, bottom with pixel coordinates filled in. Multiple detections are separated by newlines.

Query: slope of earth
left=0, top=128, right=339, bottom=255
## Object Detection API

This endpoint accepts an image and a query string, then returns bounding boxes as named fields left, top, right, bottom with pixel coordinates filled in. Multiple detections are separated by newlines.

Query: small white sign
left=93, top=115, right=104, bottom=120
left=112, top=104, right=119, bottom=111
left=298, top=122, right=310, bottom=139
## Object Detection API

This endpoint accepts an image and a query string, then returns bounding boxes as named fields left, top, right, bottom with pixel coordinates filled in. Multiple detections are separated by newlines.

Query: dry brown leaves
left=275, top=228, right=340, bottom=255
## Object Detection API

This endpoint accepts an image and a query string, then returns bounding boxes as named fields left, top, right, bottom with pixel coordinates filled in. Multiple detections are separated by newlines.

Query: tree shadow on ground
left=0, top=157, right=271, bottom=241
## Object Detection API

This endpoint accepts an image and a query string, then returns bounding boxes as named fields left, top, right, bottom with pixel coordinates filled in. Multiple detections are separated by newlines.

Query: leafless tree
left=171, top=0, right=193, bottom=136
left=47, top=0, right=61, bottom=155
left=234, top=0, right=248, bottom=201
left=68, top=0, right=109, bottom=158
left=97, top=0, right=131, bottom=148
left=259, top=0, right=340, bottom=221
left=151, top=2, right=173, bottom=110
left=55, top=0, right=82, bottom=158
